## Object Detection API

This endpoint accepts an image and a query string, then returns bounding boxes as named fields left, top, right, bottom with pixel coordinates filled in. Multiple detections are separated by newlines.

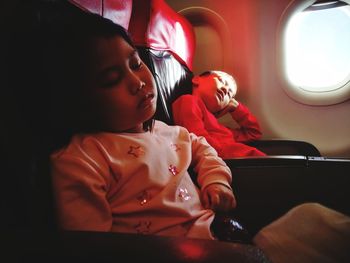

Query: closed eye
left=129, top=50, right=143, bottom=71
left=130, top=61, right=143, bottom=70
left=217, top=77, right=228, bottom=86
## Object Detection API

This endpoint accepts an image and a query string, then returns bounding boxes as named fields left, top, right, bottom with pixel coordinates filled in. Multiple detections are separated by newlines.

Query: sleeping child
left=172, top=70, right=265, bottom=158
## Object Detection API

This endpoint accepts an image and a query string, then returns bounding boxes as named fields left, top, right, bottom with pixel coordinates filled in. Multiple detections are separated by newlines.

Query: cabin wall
left=166, top=0, right=350, bottom=157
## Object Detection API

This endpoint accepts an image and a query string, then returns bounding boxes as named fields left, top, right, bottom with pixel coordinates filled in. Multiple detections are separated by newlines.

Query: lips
left=138, top=92, right=155, bottom=109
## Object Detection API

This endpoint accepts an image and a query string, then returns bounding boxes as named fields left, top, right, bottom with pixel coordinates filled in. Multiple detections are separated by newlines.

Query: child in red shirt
left=172, top=70, right=265, bottom=159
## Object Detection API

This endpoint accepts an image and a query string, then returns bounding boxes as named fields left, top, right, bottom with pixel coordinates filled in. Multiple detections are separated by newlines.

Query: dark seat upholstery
left=137, top=48, right=193, bottom=124
left=227, top=156, right=350, bottom=234
left=128, top=0, right=195, bottom=125
left=246, top=139, right=321, bottom=156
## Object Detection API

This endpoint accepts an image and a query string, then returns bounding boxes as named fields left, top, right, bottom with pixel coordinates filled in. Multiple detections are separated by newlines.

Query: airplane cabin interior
left=1, top=0, right=349, bottom=262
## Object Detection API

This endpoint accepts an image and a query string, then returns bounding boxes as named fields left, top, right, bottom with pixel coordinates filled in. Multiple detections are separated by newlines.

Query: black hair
left=199, top=71, right=214, bottom=77
left=192, top=71, right=214, bottom=88
left=10, top=1, right=154, bottom=152
left=45, top=8, right=137, bottom=147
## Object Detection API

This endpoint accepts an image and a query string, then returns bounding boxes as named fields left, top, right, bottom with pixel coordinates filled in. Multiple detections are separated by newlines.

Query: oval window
left=278, top=0, right=350, bottom=105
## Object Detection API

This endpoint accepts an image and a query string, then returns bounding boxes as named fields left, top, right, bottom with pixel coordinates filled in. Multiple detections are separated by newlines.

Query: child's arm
left=189, top=132, right=236, bottom=212
left=217, top=98, right=263, bottom=142
left=230, top=102, right=262, bottom=142
left=201, top=183, right=236, bottom=212
left=214, top=98, right=240, bottom=118
left=51, top=152, right=113, bottom=231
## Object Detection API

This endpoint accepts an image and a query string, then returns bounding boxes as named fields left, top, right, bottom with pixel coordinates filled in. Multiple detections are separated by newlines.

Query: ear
left=231, top=79, right=238, bottom=97
left=192, top=75, right=201, bottom=86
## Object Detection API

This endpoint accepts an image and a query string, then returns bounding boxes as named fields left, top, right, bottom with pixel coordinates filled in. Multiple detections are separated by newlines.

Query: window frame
left=277, top=0, right=350, bottom=105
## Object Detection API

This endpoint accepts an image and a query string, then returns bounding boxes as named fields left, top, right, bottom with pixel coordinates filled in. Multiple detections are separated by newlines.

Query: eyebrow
left=129, top=49, right=138, bottom=58
left=127, top=49, right=140, bottom=62
left=216, top=76, right=225, bottom=83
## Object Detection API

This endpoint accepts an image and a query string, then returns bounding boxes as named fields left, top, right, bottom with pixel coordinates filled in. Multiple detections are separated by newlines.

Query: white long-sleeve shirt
left=51, top=120, right=232, bottom=239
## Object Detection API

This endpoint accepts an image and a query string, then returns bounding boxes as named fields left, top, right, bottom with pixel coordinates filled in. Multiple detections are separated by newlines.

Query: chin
left=146, top=107, right=157, bottom=120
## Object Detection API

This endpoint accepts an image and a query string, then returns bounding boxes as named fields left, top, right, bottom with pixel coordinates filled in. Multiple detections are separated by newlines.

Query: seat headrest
left=68, top=0, right=132, bottom=30
left=128, top=0, right=195, bottom=71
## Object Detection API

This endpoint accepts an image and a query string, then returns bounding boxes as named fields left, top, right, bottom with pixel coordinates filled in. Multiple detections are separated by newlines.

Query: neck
left=123, top=123, right=149, bottom=133
left=123, top=127, right=145, bottom=133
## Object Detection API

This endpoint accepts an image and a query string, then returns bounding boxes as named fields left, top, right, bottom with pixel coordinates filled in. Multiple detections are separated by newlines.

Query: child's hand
left=201, top=183, right=237, bottom=212
left=215, top=98, right=240, bottom=118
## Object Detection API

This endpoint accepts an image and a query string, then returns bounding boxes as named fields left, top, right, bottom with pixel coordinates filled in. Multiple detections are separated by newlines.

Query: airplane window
left=279, top=1, right=350, bottom=105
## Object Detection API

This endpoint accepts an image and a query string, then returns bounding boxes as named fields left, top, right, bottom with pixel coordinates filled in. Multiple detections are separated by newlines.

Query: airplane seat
left=1, top=0, right=135, bottom=233
left=246, top=139, right=321, bottom=156
left=1, top=0, right=63, bottom=233
left=128, top=0, right=195, bottom=125
left=67, top=0, right=132, bottom=30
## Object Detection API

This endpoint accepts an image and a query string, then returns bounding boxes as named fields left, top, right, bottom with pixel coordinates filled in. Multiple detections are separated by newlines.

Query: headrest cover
left=68, top=0, right=132, bottom=30
left=129, top=0, right=195, bottom=70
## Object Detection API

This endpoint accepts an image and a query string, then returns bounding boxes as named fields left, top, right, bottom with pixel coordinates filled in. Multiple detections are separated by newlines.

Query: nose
left=138, top=81, right=146, bottom=92
left=129, top=73, right=146, bottom=95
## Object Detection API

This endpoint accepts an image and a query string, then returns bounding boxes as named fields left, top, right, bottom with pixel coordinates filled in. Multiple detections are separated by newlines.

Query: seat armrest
left=4, top=230, right=270, bottom=263
left=224, top=155, right=307, bottom=167
left=224, top=156, right=350, bottom=234
left=246, top=139, right=321, bottom=156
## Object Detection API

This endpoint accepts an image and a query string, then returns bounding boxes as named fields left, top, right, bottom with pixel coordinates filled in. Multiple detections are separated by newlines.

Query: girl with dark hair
left=49, top=11, right=236, bottom=239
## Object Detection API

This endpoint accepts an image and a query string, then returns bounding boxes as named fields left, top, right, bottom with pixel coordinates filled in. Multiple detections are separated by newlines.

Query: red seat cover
left=68, top=0, right=132, bottom=30
left=128, top=0, right=195, bottom=71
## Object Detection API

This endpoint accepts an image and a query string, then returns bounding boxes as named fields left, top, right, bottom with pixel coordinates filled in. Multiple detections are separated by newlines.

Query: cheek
left=198, top=84, right=213, bottom=98
left=88, top=89, right=122, bottom=119
left=96, top=95, right=136, bottom=130
left=142, top=66, right=156, bottom=90
left=98, top=92, right=131, bottom=117
left=207, top=83, right=218, bottom=95
left=231, top=86, right=237, bottom=97
left=205, top=87, right=218, bottom=102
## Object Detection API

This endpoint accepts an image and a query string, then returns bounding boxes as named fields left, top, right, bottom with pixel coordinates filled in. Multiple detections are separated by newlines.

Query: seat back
left=68, top=0, right=132, bottom=30
left=128, top=0, right=195, bottom=124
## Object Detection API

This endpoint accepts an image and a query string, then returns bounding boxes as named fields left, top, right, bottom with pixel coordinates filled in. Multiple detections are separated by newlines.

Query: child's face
left=80, top=35, right=157, bottom=133
left=193, top=71, right=237, bottom=114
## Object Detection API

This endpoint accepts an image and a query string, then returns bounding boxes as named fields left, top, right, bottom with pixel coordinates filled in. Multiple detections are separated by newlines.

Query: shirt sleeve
left=172, top=95, right=224, bottom=153
left=230, top=103, right=263, bottom=142
left=51, top=147, right=113, bottom=231
left=188, top=132, right=232, bottom=191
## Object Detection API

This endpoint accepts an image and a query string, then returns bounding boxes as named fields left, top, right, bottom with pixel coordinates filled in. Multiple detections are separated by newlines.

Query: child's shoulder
left=154, top=120, right=177, bottom=131
left=154, top=120, right=190, bottom=136
left=50, top=133, right=112, bottom=160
